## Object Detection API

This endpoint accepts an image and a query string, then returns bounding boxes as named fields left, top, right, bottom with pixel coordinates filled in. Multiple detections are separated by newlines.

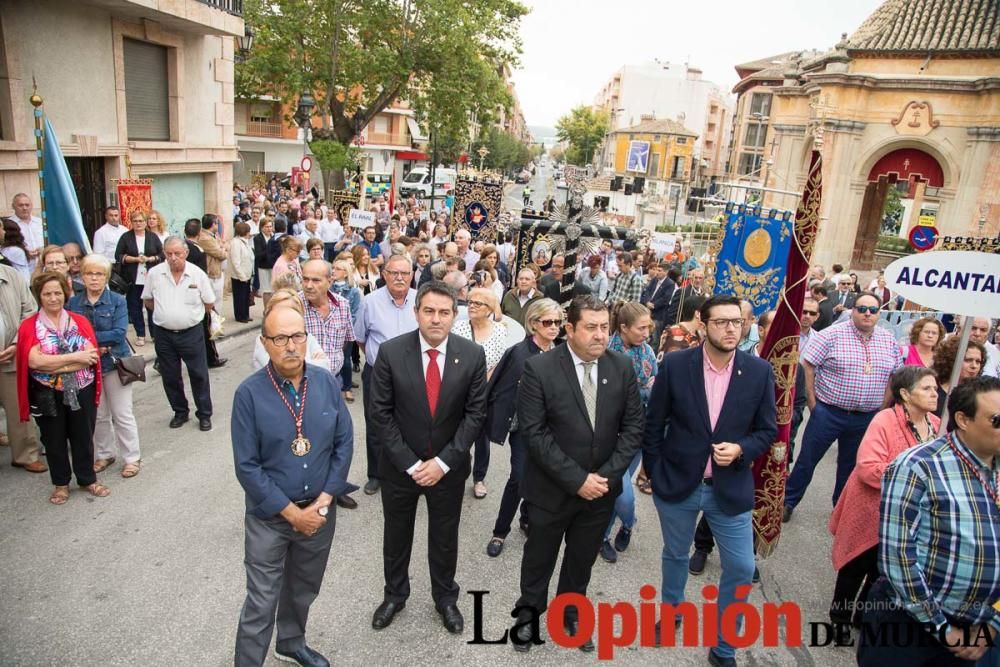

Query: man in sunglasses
left=799, top=297, right=820, bottom=354
left=783, top=292, right=902, bottom=522
left=860, top=376, right=1000, bottom=665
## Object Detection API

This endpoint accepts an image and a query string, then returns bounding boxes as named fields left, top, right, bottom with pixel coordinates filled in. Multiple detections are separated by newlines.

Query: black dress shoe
left=372, top=600, right=405, bottom=630
left=336, top=494, right=357, bottom=510
left=199, top=417, right=212, bottom=431
left=752, top=566, right=760, bottom=584
left=599, top=540, right=617, bottom=563
left=351, top=381, right=359, bottom=388
left=353, top=362, right=361, bottom=373
left=437, top=604, right=464, bottom=634
left=274, top=644, right=330, bottom=667
left=708, top=648, right=737, bottom=667
left=169, top=414, right=189, bottom=429
left=209, top=358, right=228, bottom=369
left=364, top=479, right=381, bottom=495
left=782, top=505, right=793, bottom=523
left=512, top=616, right=534, bottom=653
left=614, top=525, right=633, bottom=552
left=564, top=619, right=594, bottom=652
left=486, top=537, right=504, bottom=558
left=689, top=549, right=709, bottom=575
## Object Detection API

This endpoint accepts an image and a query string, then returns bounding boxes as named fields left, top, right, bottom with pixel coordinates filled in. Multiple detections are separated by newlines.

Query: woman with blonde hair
left=229, top=221, right=255, bottom=323
left=250, top=289, right=329, bottom=371
left=271, top=235, right=302, bottom=288
left=351, top=244, right=379, bottom=296
left=147, top=210, right=170, bottom=242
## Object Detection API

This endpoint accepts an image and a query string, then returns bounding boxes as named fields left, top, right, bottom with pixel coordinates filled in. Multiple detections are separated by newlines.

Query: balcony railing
left=196, top=0, right=243, bottom=15
left=364, top=132, right=410, bottom=146
left=246, top=120, right=283, bottom=138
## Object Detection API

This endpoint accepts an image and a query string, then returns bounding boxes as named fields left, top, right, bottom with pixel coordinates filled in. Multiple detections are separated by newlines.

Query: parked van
left=399, top=167, right=456, bottom=199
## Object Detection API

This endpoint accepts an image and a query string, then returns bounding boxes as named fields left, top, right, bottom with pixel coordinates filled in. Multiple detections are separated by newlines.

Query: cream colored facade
left=0, top=0, right=242, bottom=238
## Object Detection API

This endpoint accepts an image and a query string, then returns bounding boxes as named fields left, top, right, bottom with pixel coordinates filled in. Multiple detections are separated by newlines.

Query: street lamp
left=295, top=91, right=315, bottom=129
left=236, top=25, right=254, bottom=62
left=477, top=145, right=489, bottom=171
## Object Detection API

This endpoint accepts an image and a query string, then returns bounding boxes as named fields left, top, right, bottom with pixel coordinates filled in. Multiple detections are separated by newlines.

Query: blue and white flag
left=713, top=203, right=794, bottom=316
left=39, top=112, right=91, bottom=252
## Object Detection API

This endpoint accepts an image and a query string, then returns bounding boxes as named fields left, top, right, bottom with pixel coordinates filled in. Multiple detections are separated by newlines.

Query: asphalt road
left=0, top=328, right=855, bottom=666
left=505, top=163, right=554, bottom=212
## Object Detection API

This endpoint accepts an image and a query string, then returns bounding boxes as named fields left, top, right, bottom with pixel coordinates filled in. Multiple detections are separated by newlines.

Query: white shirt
left=247, top=218, right=260, bottom=236
left=319, top=219, right=343, bottom=243
left=517, top=289, right=536, bottom=307
left=93, top=223, right=127, bottom=261
left=406, top=333, right=451, bottom=475
left=566, top=343, right=599, bottom=393
left=8, top=214, right=44, bottom=254
left=133, top=233, right=149, bottom=285
left=463, top=249, right=481, bottom=271
left=140, top=262, right=215, bottom=330
left=983, top=341, right=1000, bottom=379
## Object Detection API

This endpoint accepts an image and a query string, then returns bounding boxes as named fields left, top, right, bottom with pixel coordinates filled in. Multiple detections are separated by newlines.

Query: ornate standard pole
left=30, top=80, right=48, bottom=245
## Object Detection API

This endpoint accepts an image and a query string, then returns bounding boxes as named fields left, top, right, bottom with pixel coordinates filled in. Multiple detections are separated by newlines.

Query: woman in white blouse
left=452, top=287, right=509, bottom=500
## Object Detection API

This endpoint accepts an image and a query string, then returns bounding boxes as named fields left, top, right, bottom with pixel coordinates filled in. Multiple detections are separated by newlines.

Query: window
left=676, top=137, right=687, bottom=145
left=744, top=123, right=767, bottom=148
left=749, top=93, right=772, bottom=117
left=123, top=39, right=170, bottom=141
left=650, top=152, right=660, bottom=176
left=738, top=152, right=763, bottom=176
left=670, top=156, right=685, bottom=180
left=249, top=103, right=275, bottom=123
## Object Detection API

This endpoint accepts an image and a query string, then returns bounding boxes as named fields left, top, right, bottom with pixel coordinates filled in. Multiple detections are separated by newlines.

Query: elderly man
left=6, top=193, right=44, bottom=270
left=861, top=377, right=1000, bottom=665
left=299, top=259, right=359, bottom=511
left=354, top=255, right=418, bottom=495
left=964, top=317, right=1000, bottom=378
left=501, top=267, right=541, bottom=326
left=539, top=254, right=566, bottom=303
left=454, top=229, right=479, bottom=271
left=92, top=206, right=127, bottom=265
left=442, top=270, right=469, bottom=320
left=142, top=237, right=216, bottom=431
left=232, top=305, right=356, bottom=667
left=0, top=263, right=46, bottom=472
left=737, top=300, right=759, bottom=352
left=664, top=267, right=707, bottom=325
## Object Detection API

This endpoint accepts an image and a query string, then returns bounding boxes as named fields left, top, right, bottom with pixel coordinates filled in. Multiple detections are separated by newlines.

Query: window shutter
left=123, top=39, right=170, bottom=141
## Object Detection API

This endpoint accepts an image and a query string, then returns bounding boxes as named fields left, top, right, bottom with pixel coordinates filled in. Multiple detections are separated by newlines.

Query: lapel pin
left=602, top=378, right=607, bottom=385
left=454, top=359, right=459, bottom=364
left=737, top=369, right=742, bottom=376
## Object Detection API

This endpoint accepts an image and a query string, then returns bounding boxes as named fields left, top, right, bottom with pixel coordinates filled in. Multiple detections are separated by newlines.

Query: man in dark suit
left=642, top=260, right=676, bottom=343
left=831, top=275, right=857, bottom=317
left=664, top=267, right=707, bottom=325
left=643, top=294, right=777, bottom=666
left=811, top=284, right=835, bottom=331
left=369, top=282, right=488, bottom=636
left=184, top=218, right=225, bottom=368
left=511, top=295, right=644, bottom=653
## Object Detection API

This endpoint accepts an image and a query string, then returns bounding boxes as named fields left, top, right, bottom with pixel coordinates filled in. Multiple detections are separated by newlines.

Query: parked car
left=399, top=167, right=456, bottom=198
left=514, top=170, right=531, bottom=184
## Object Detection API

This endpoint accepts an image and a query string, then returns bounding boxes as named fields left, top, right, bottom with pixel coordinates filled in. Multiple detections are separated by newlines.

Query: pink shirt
left=703, top=351, right=735, bottom=477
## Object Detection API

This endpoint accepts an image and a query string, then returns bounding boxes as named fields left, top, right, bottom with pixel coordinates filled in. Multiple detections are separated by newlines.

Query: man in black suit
left=642, top=260, right=676, bottom=343
left=810, top=284, right=835, bottom=331
left=643, top=295, right=777, bottom=666
left=664, top=267, right=707, bottom=325
left=369, top=282, right=488, bottom=635
left=830, top=274, right=857, bottom=318
left=511, top=295, right=644, bottom=653
left=184, top=218, right=225, bottom=368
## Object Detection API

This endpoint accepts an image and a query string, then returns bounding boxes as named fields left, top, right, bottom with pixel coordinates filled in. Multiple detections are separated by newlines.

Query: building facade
left=0, top=0, right=243, bottom=239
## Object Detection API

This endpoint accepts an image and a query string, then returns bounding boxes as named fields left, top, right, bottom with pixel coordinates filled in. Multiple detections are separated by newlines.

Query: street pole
left=938, top=321, right=973, bottom=436
left=429, top=129, right=437, bottom=214
left=672, top=183, right=680, bottom=227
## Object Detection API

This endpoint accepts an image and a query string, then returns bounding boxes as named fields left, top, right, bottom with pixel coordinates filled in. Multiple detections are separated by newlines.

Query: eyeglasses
left=46, top=260, right=68, bottom=267
left=384, top=270, right=411, bottom=279
left=992, top=414, right=1000, bottom=429
left=536, top=319, right=563, bottom=328
left=468, top=300, right=490, bottom=309
left=802, top=310, right=819, bottom=316
left=855, top=305, right=880, bottom=315
left=262, top=332, right=308, bottom=347
left=708, top=318, right=743, bottom=329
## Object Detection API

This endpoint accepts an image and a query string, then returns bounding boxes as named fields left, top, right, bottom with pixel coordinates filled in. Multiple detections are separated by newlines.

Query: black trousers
left=380, top=471, right=465, bottom=607
left=232, top=278, right=252, bottom=322
left=472, top=429, right=490, bottom=483
left=361, top=366, right=379, bottom=481
left=830, top=545, right=879, bottom=625
left=35, top=383, right=97, bottom=487
left=155, top=324, right=212, bottom=419
left=492, top=430, right=529, bottom=539
left=516, top=497, right=612, bottom=618
left=202, top=312, right=221, bottom=366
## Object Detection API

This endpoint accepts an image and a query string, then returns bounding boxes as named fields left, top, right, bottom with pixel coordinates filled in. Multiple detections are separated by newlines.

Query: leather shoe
left=486, top=537, right=504, bottom=558
left=364, top=479, right=381, bottom=495
left=372, top=600, right=405, bottom=630
left=689, top=549, right=709, bottom=575
left=512, top=614, right=534, bottom=653
left=564, top=619, right=594, bottom=652
left=274, top=644, right=329, bottom=667
left=708, top=648, right=737, bottom=667
left=614, top=525, right=633, bottom=552
left=752, top=566, right=760, bottom=584
left=199, top=417, right=212, bottom=431
left=782, top=505, right=793, bottom=523
left=209, top=358, right=228, bottom=369
left=437, top=604, right=464, bottom=634
left=336, top=494, right=357, bottom=510
left=169, top=414, right=189, bottom=429
left=12, top=460, right=48, bottom=473
left=599, top=540, right=617, bottom=563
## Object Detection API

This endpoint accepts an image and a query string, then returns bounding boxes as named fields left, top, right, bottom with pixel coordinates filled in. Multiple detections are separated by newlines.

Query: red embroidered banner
left=115, top=179, right=153, bottom=229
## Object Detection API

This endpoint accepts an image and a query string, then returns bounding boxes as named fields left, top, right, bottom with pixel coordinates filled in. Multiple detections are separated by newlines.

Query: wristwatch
left=318, top=506, right=329, bottom=517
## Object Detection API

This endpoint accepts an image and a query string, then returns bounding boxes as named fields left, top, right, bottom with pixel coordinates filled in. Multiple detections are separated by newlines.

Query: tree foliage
left=555, top=105, right=609, bottom=166
left=238, top=0, right=528, bottom=155
left=308, top=139, right=360, bottom=193
left=476, top=127, right=531, bottom=174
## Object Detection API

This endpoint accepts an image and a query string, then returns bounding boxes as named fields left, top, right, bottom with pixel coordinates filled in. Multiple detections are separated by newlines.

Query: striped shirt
left=299, top=290, right=355, bottom=374
left=879, top=432, right=1000, bottom=633
left=802, top=320, right=902, bottom=411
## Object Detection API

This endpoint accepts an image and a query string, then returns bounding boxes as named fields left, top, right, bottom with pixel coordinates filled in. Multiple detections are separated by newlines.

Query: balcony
left=196, top=0, right=243, bottom=15
left=364, top=132, right=411, bottom=147
left=245, top=120, right=283, bottom=138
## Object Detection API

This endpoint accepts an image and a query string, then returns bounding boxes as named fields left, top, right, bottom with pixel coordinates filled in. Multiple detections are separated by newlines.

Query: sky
left=511, top=0, right=885, bottom=129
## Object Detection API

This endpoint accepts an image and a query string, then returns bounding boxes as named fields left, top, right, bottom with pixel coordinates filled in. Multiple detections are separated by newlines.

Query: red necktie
left=426, top=349, right=441, bottom=418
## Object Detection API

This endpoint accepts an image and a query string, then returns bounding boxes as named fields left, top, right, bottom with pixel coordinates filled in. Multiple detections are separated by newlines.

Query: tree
left=238, top=0, right=528, bottom=186
left=308, top=139, right=360, bottom=197
left=476, top=128, right=530, bottom=174
left=555, top=106, right=609, bottom=166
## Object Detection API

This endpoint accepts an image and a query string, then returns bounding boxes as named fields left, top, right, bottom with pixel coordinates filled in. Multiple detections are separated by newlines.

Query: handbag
left=112, top=339, right=146, bottom=385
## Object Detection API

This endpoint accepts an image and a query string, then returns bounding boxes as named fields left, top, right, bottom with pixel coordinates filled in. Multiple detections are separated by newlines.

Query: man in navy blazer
left=641, top=260, right=675, bottom=341
left=643, top=294, right=777, bottom=667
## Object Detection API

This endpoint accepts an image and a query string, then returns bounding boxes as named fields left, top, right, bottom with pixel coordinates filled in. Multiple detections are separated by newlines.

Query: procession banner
left=115, top=178, right=154, bottom=231
left=450, top=176, right=504, bottom=242
left=329, top=190, right=361, bottom=228
left=40, top=115, right=92, bottom=251
left=753, top=150, right=822, bottom=557
left=713, top=204, right=795, bottom=316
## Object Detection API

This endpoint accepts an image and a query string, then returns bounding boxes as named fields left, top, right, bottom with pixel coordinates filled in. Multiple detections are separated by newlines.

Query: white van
left=399, top=167, right=457, bottom=199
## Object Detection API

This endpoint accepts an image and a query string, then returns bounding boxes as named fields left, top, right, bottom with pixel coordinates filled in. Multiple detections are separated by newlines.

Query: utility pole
left=429, top=129, right=437, bottom=213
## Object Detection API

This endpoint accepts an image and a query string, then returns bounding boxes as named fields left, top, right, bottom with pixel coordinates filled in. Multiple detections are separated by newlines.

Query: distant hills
left=528, top=125, right=558, bottom=145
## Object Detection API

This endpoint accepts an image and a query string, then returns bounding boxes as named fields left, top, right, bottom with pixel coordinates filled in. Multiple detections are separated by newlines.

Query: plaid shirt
left=299, top=290, right=355, bottom=374
left=879, top=432, right=1000, bottom=633
left=607, top=269, right=642, bottom=304
left=802, top=320, right=902, bottom=411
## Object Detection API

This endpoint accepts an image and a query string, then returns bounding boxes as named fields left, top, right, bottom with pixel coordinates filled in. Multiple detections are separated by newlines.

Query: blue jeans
left=339, top=343, right=352, bottom=392
left=784, top=401, right=877, bottom=509
left=603, top=451, right=641, bottom=540
left=653, top=484, right=755, bottom=660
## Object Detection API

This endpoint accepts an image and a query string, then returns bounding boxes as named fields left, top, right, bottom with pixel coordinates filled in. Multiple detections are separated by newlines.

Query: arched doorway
left=853, top=148, right=945, bottom=269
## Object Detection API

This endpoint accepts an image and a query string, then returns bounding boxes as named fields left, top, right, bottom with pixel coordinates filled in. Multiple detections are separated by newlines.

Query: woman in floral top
left=658, top=293, right=707, bottom=359
left=599, top=302, right=657, bottom=564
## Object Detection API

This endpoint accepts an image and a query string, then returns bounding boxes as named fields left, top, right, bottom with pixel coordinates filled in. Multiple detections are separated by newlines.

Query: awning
left=396, top=150, right=428, bottom=161
left=406, top=117, right=429, bottom=142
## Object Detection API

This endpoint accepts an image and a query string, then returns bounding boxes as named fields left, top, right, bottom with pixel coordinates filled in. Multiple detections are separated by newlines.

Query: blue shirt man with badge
left=231, top=306, right=356, bottom=667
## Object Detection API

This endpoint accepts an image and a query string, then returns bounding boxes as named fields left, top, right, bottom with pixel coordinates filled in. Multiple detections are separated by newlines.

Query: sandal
left=636, top=473, right=653, bottom=495
left=343, top=391, right=355, bottom=403
left=134, top=338, right=145, bottom=347
left=83, top=482, right=111, bottom=498
left=93, top=457, right=116, bottom=473
left=121, top=462, right=141, bottom=478
left=49, top=486, right=70, bottom=505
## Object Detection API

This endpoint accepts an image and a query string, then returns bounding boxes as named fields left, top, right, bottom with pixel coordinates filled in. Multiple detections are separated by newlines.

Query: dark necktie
left=426, top=349, right=441, bottom=418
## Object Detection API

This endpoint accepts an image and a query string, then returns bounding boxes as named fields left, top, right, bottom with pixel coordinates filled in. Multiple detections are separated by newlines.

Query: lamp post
left=236, top=25, right=254, bottom=63
left=295, top=91, right=314, bottom=194
left=477, top=145, right=489, bottom=171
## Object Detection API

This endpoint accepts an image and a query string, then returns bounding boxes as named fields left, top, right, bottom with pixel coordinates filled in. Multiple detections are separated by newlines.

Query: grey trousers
left=234, top=511, right=336, bottom=667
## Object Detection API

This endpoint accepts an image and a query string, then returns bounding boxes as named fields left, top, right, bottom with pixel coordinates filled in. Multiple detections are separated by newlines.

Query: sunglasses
left=802, top=310, right=819, bottom=316
left=537, top=319, right=563, bottom=328
left=993, top=414, right=1000, bottom=429
left=855, top=305, right=880, bottom=315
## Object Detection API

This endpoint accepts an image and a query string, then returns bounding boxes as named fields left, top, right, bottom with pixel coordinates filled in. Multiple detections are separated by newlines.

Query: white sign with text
left=884, top=250, right=1000, bottom=317
left=348, top=209, right=376, bottom=229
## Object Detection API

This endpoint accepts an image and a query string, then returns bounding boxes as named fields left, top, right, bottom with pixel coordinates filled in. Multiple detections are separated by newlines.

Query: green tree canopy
left=476, top=127, right=531, bottom=174
left=555, top=105, right=609, bottom=166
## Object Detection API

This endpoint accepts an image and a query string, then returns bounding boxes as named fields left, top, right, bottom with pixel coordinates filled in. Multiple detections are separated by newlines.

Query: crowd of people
left=3, top=186, right=1000, bottom=667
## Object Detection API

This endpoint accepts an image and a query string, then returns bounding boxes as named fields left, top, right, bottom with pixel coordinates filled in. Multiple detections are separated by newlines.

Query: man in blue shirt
left=359, top=226, right=383, bottom=269
left=231, top=306, right=356, bottom=667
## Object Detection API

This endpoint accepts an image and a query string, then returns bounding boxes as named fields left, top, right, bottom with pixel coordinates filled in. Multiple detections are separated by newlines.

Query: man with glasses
left=832, top=275, right=857, bottom=316
left=800, top=297, right=820, bottom=354
left=665, top=267, right=707, bottom=325
left=860, top=377, right=1000, bottom=664
left=963, top=317, right=1000, bottom=379
left=354, top=255, right=418, bottom=495
left=783, top=292, right=902, bottom=522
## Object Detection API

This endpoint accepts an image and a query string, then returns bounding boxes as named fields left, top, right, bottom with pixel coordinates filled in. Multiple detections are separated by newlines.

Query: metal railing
left=364, top=132, right=410, bottom=146
left=246, top=120, right=283, bottom=138
left=195, top=0, right=243, bottom=16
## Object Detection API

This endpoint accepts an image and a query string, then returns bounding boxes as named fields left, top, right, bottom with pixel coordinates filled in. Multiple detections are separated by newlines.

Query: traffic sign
left=908, top=225, right=938, bottom=252
left=300, top=156, right=313, bottom=172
